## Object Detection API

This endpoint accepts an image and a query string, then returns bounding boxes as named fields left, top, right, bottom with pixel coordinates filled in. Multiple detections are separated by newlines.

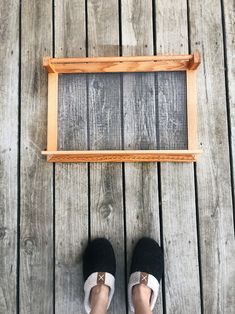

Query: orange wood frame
left=42, top=51, right=201, bottom=163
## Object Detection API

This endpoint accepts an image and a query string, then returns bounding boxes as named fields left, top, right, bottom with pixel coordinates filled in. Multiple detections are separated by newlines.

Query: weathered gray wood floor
left=0, top=1, right=235, bottom=313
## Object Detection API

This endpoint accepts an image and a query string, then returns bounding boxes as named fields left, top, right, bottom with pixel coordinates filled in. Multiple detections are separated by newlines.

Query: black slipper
left=83, top=238, right=116, bottom=313
left=128, top=237, right=164, bottom=312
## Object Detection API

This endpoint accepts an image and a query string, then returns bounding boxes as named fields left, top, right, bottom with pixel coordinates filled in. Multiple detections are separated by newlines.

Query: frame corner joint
left=188, top=50, right=201, bottom=70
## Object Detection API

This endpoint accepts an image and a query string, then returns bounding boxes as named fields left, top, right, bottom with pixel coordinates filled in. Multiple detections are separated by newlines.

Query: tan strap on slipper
left=128, top=271, right=160, bottom=312
left=84, top=272, right=115, bottom=313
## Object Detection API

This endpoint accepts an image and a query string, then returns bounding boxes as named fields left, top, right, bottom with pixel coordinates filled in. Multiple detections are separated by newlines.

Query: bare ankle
left=132, top=284, right=152, bottom=314
left=133, top=284, right=151, bottom=303
left=90, top=284, right=109, bottom=313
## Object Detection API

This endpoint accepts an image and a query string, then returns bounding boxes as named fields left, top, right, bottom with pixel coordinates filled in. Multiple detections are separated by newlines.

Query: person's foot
left=128, top=237, right=164, bottom=312
left=83, top=238, right=116, bottom=314
left=90, top=284, right=109, bottom=313
left=132, top=283, right=152, bottom=305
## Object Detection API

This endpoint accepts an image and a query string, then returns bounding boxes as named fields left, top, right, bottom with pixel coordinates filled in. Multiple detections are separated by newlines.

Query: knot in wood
left=24, top=237, right=35, bottom=255
left=100, top=203, right=112, bottom=219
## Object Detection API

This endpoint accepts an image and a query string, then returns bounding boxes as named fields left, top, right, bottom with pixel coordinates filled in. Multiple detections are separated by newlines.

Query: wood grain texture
left=20, top=0, right=53, bottom=313
left=54, top=164, right=88, bottom=313
left=189, top=0, right=235, bottom=312
left=156, top=71, right=188, bottom=149
left=87, top=0, right=119, bottom=56
left=123, top=72, right=156, bottom=150
left=47, top=54, right=194, bottom=63
left=47, top=73, right=58, bottom=150
left=156, top=0, right=201, bottom=312
left=121, top=1, right=162, bottom=313
left=42, top=150, right=200, bottom=163
left=88, top=73, right=122, bottom=149
left=55, top=0, right=86, bottom=58
left=186, top=70, right=198, bottom=149
left=58, top=74, right=87, bottom=150
left=0, top=1, right=19, bottom=313
left=54, top=1, right=88, bottom=313
left=45, top=60, right=189, bottom=73
left=223, top=0, right=235, bottom=227
left=87, top=0, right=126, bottom=312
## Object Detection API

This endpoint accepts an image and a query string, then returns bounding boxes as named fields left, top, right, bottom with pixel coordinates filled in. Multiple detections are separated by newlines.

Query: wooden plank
left=223, top=0, right=235, bottom=230
left=121, top=1, right=162, bottom=313
left=187, top=70, right=198, bottom=149
left=189, top=0, right=235, bottom=312
left=0, top=1, right=19, bottom=313
left=42, top=150, right=201, bottom=163
left=58, top=74, right=87, bottom=150
left=47, top=73, right=58, bottom=151
left=156, top=71, right=188, bottom=149
left=45, top=60, right=189, bottom=73
left=156, top=0, right=201, bottom=312
left=42, top=150, right=201, bottom=155
left=88, top=73, right=121, bottom=149
left=20, top=0, right=53, bottom=312
left=87, top=0, right=126, bottom=312
left=45, top=54, right=194, bottom=64
left=54, top=164, right=88, bottom=313
left=54, top=1, right=88, bottom=313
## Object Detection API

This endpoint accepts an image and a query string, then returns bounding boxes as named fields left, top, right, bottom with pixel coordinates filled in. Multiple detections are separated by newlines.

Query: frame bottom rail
left=41, top=150, right=202, bottom=163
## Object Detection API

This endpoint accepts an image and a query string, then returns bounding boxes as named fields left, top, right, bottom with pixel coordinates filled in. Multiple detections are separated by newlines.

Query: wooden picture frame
left=42, top=51, right=201, bottom=163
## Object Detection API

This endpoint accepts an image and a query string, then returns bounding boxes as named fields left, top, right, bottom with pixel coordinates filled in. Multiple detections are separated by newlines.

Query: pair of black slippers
left=83, top=237, right=164, bottom=313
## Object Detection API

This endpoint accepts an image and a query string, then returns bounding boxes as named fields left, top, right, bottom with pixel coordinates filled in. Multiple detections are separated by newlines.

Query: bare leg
left=132, top=284, right=152, bottom=314
left=90, top=284, right=109, bottom=314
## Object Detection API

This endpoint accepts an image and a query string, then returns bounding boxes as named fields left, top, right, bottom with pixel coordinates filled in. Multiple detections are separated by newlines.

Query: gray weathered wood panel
left=156, top=71, right=187, bottom=149
left=55, top=1, right=88, bottom=313
left=20, top=0, right=53, bottom=313
left=189, top=0, right=235, bottom=312
left=87, top=0, right=126, bottom=312
left=55, top=0, right=86, bottom=58
left=88, top=73, right=122, bottom=149
left=155, top=0, right=201, bottom=313
left=58, top=74, right=87, bottom=151
left=87, top=0, right=119, bottom=57
left=55, top=163, right=88, bottom=313
left=123, top=72, right=156, bottom=150
left=223, top=0, right=235, bottom=225
left=121, top=1, right=162, bottom=313
left=0, top=0, right=19, bottom=313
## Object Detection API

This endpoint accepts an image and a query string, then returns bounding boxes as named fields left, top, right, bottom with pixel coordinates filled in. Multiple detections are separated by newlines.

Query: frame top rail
left=43, top=51, right=201, bottom=74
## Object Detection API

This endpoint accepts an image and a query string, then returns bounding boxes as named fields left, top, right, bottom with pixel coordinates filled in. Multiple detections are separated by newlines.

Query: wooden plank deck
left=55, top=1, right=88, bottom=313
left=0, top=1, right=234, bottom=313
left=156, top=1, right=201, bottom=313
